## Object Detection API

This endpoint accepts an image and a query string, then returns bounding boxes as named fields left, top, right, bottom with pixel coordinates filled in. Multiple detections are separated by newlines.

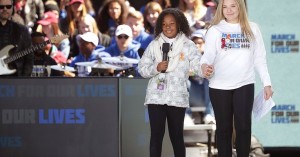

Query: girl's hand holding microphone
left=201, top=63, right=214, bottom=78
left=157, top=61, right=169, bottom=72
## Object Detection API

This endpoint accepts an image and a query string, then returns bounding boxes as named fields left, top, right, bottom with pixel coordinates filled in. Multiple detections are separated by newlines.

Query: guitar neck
left=4, top=40, right=51, bottom=64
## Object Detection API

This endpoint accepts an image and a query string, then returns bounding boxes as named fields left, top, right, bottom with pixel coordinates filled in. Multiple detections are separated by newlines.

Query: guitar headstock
left=50, top=34, right=69, bottom=44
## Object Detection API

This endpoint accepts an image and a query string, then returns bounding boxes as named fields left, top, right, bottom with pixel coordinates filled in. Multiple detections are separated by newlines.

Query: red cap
left=206, top=1, right=217, bottom=7
left=67, top=0, right=84, bottom=6
left=37, top=12, right=58, bottom=25
left=52, top=51, right=67, bottom=64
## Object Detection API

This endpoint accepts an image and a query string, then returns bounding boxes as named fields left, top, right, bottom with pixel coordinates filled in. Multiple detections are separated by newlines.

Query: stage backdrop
left=248, top=0, right=300, bottom=147
left=0, top=78, right=119, bottom=157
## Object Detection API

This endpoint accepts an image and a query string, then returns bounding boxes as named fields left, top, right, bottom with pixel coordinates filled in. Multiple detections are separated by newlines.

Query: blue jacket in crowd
left=104, top=40, right=141, bottom=59
left=69, top=50, right=100, bottom=67
left=134, top=30, right=153, bottom=51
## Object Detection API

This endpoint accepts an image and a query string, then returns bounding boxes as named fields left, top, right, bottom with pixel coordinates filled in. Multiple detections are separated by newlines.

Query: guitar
left=0, top=34, right=69, bottom=75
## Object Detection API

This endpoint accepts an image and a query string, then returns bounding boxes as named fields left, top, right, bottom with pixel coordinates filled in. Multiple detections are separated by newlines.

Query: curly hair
left=154, top=8, right=191, bottom=38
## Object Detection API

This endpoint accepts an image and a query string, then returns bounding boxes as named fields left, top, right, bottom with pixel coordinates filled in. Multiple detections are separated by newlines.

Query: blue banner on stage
left=0, top=78, right=119, bottom=157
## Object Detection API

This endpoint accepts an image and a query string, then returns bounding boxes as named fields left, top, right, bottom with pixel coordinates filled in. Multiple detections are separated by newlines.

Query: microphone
left=138, top=48, right=145, bottom=58
left=161, top=43, right=170, bottom=73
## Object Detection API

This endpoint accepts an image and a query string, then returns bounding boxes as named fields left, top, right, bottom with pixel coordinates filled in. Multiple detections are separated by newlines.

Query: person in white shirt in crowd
left=200, top=0, right=274, bottom=157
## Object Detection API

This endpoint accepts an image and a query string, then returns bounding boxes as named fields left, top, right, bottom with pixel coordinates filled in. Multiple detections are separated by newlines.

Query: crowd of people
left=0, top=0, right=217, bottom=77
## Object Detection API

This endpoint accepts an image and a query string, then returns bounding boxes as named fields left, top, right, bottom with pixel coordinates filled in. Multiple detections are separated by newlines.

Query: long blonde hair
left=78, top=14, right=99, bottom=35
left=209, top=0, right=254, bottom=40
left=66, top=3, right=88, bottom=37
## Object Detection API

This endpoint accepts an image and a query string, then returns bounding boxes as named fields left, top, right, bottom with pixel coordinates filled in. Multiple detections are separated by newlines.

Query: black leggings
left=148, top=104, right=186, bottom=157
left=209, top=84, right=254, bottom=157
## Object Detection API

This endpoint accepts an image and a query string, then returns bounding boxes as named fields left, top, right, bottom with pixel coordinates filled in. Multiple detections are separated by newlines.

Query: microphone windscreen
left=162, top=43, right=170, bottom=53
